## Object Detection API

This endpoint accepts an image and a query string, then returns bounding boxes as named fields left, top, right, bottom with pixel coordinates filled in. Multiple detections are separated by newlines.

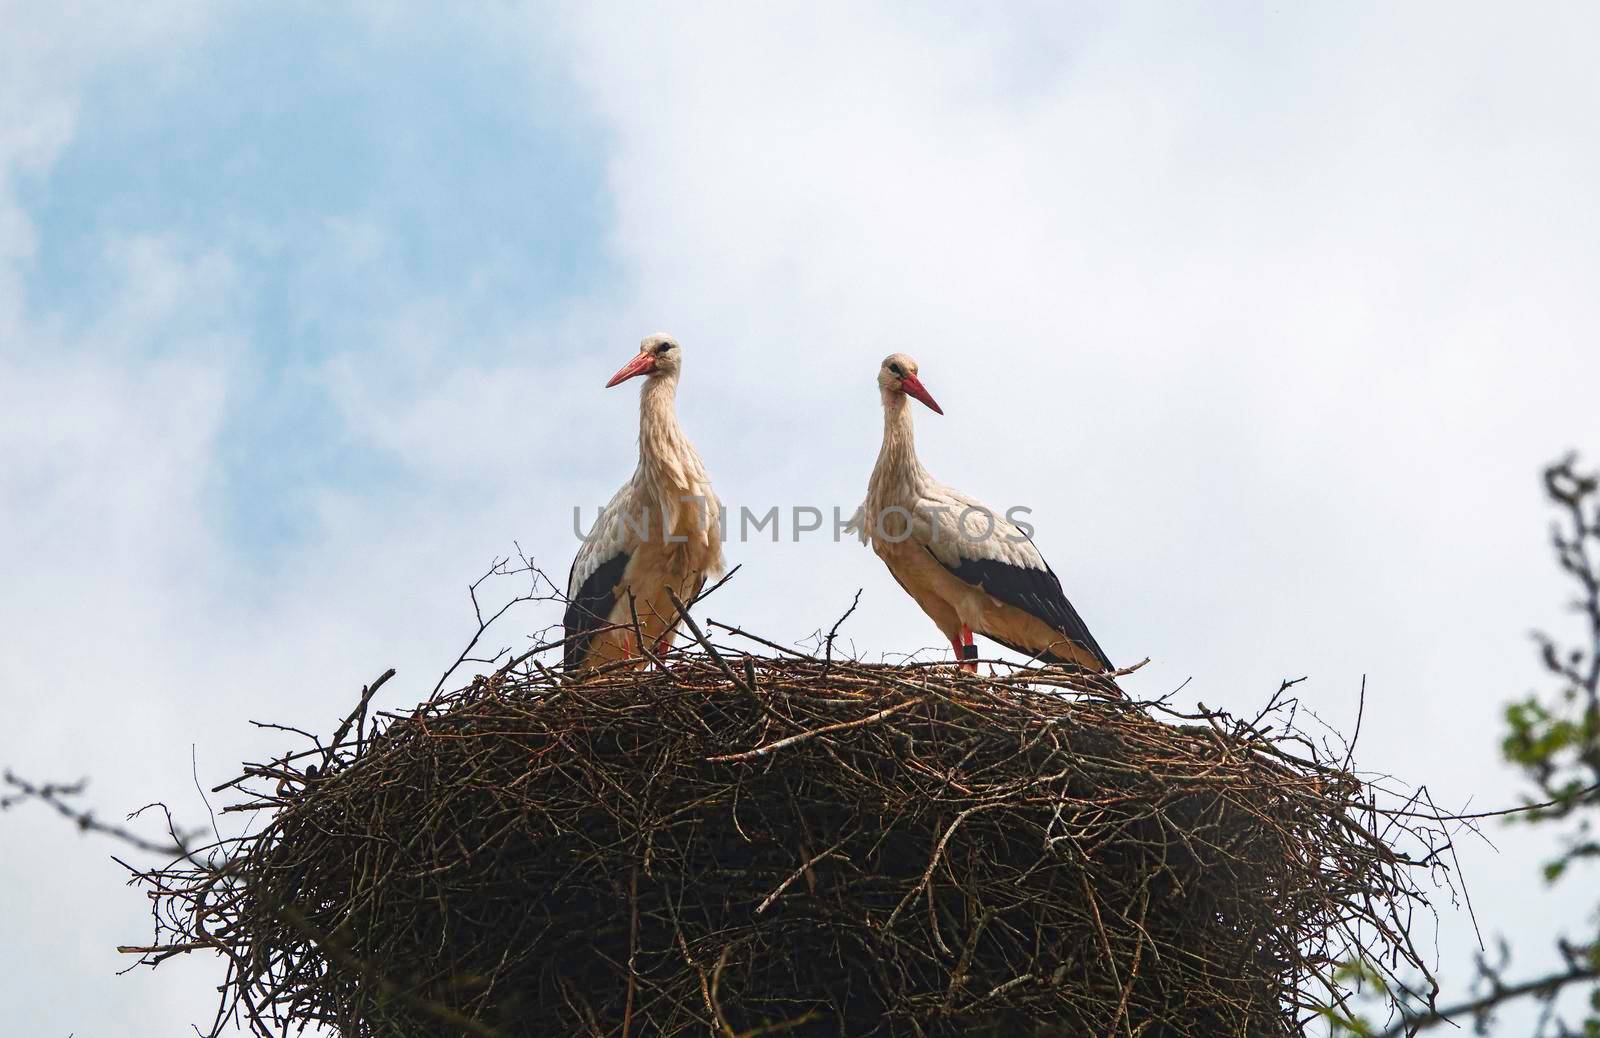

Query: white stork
left=852, top=353, right=1112, bottom=673
left=563, top=334, right=725, bottom=672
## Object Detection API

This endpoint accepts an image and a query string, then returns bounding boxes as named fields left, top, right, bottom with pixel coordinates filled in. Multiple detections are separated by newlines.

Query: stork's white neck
left=640, top=370, right=678, bottom=413
left=633, top=369, right=711, bottom=523
left=637, top=372, right=684, bottom=464
left=871, top=390, right=929, bottom=496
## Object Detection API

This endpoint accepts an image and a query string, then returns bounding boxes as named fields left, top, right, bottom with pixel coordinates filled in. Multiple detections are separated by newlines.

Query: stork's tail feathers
left=985, top=627, right=1113, bottom=675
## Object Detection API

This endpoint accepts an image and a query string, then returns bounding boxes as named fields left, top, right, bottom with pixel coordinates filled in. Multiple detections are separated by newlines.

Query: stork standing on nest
left=851, top=353, right=1112, bottom=673
left=564, top=334, right=724, bottom=673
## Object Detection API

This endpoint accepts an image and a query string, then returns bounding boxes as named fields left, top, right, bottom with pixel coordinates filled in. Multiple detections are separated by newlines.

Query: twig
left=706, top=698, right=922, bottom=764
left=666, top=588, right=751, bottom=694
left=322, top=669, right=397, bottom=771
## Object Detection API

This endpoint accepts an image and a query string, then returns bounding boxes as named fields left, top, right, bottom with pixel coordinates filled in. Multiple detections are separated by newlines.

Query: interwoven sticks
left=124, top=645, right=1448, bottom=1037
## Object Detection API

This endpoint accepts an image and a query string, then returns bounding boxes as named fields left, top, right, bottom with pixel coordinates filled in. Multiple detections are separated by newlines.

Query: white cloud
left=0, top=1, right=216, bottom=316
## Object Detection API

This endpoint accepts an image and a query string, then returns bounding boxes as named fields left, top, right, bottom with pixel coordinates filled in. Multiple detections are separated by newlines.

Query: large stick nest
left=126, top=621, right=1450, bottom=1037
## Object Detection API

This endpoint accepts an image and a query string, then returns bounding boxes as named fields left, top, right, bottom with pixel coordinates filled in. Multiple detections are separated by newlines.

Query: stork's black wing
left=563, top=550, right=630, bottom=671
left=936, top=549, right=1113, bottom=670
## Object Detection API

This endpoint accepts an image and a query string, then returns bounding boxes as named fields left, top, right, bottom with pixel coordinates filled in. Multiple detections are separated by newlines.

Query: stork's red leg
left=959, top=624, right=978, bottom=673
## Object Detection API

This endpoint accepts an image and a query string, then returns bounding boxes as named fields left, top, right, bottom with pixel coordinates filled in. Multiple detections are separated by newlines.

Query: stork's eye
left=656, top=343, right=675, bottom=354
left=888, top=362, right=904, bottom=377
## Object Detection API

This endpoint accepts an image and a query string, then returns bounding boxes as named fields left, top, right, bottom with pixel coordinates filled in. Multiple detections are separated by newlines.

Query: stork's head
left=606, top=333, right=681, bottom=387
left=878, top=353, right=942, bottom=414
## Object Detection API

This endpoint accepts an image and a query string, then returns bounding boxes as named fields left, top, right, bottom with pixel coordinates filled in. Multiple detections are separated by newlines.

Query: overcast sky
left=3, top=3, right=1598, bottom=1034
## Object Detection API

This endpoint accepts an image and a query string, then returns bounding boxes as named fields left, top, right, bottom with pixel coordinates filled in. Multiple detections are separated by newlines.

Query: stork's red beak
left=900, top=374, right=943, bottom=414
left=605, top=352, right=657, bottom=388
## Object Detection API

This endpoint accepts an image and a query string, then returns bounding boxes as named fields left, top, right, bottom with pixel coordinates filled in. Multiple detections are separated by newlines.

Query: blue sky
left=18, top=5, right=612, bottom=554
left=3, top=3, right=1600, bottom=1035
